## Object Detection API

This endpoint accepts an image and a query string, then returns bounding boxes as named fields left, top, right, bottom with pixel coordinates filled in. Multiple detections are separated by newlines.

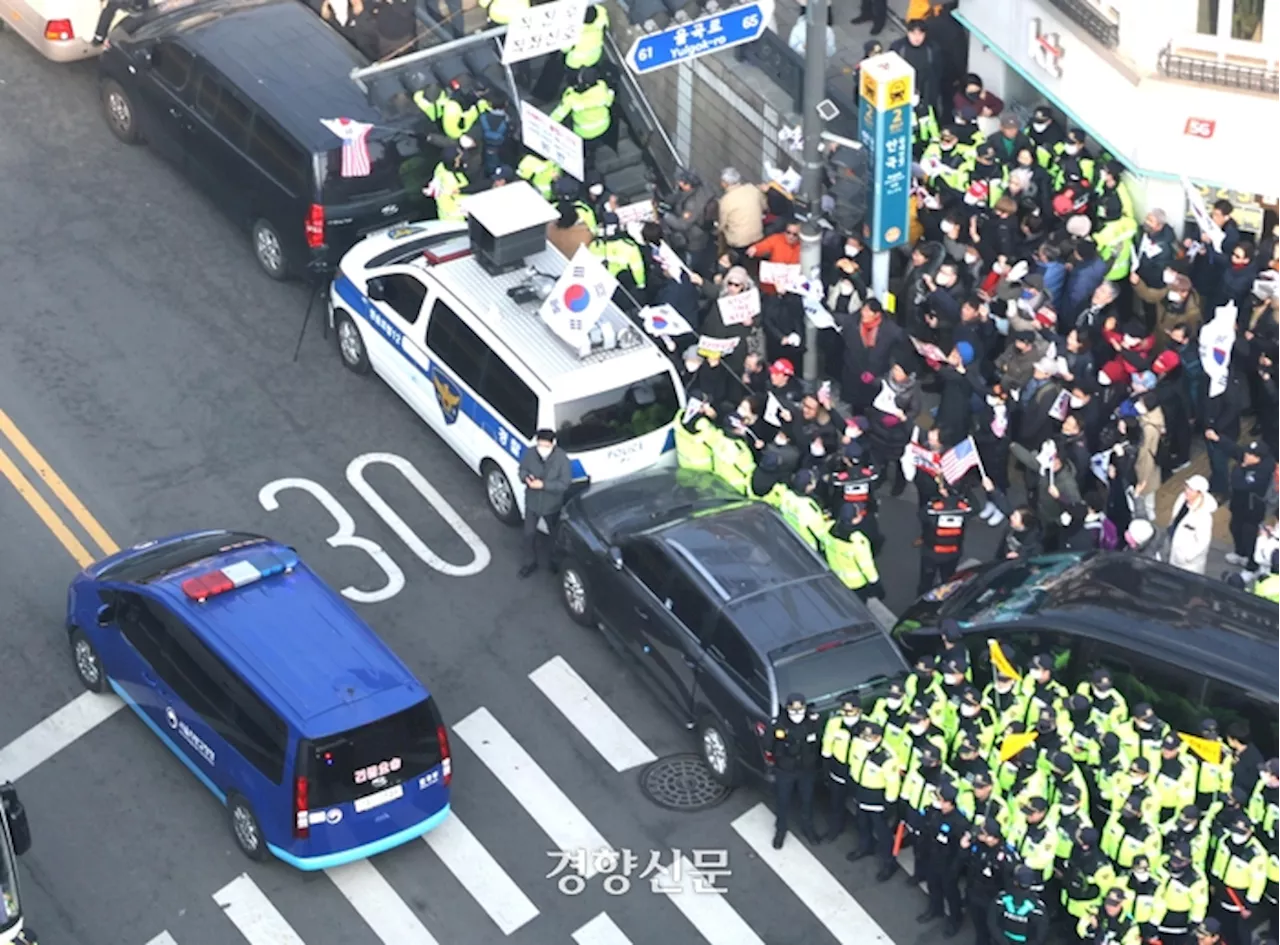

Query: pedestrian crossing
left=140, top=654, right=900, bottom=945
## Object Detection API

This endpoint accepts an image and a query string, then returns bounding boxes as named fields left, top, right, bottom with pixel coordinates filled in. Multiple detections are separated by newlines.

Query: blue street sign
left=858, top=98, right=912, bottom=253
left=625, top=1, right=773, bottom=75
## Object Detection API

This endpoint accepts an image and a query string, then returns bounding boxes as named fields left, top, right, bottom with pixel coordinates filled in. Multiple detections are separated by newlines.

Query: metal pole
left=349, top=25, right=510, bottom=83
left=871, top=248, right=890, bottom=301
left=799, top=0, right=828, bottom=382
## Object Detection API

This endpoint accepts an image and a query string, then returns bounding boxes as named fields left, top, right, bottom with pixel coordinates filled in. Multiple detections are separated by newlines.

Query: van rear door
left=317, top=134, right=428, bottom=265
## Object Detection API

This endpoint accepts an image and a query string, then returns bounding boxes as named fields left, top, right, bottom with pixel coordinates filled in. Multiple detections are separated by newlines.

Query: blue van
left=65, top=529, right=451, bottom=870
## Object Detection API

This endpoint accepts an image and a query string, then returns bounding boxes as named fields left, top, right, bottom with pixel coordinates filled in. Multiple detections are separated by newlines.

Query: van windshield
left=303, top=697, right=443, bottom=808
left=319, top=134, right=428, bottom=205
left=555, top=372, right=680, bottom=452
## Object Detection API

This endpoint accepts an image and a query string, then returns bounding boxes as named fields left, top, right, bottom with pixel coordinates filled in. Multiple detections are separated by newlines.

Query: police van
left=66, top=530, right=452, bottom=871
left=328, top=181, right=683, bottom=524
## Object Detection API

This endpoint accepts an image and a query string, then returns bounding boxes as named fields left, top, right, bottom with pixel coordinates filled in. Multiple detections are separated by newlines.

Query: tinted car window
left=376, top=274, right=427, bottom=325
left=319, top=136, right=423, bottom=205
left=661, top=571, right=715, bottom=640
left=621, top=540, right=667, bottom=595
left=248, top=118, right=305, bottom=193
left=707, top=616, right=768, bottom=704
left=115, top=592, right=169, bottom=671
left=193, top=74, right=250, bottom=150
left=482, top=357, right=537, bottom=439
left=1079, top=638, right=1208, bottom=735
left=152, top=42, right=193, bottom=89
left=425, top=300, right=488, bottom=393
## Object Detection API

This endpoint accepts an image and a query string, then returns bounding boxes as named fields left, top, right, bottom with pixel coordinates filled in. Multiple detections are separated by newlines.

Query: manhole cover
left=639, top=753, right=732, bottom=811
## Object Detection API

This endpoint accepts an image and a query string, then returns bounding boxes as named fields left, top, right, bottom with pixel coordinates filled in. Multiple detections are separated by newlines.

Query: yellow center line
left=0, top=406, right=119, bottom=556
left=0, top=444, right=95, bottom=568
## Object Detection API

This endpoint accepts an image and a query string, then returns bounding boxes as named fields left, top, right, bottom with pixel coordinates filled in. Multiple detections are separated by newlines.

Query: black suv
left=555, top=469, right=905, bottom=786
left=98, top=0, right=430, bottom=279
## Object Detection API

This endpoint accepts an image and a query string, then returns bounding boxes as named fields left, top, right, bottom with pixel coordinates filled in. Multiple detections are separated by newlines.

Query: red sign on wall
left=1184, top=117, right=1216, bottom=138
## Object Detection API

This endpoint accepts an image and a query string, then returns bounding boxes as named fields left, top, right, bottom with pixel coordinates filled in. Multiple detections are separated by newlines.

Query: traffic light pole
left=799, top=0, right=828, bottom=382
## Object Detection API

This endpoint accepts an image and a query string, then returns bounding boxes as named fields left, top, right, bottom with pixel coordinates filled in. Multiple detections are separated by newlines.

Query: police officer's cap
left=939, top=124, right=960, bottom=141
left=939, top=618, right=962, bottom=643
left=1103, top=887, right=1126, bottom=907
left=838, top=692, right=861, bottom=711
left=1230, top=785, right=1250, bottom=805
left=920, top=745, right=941, bottom=766
left=784, top=692, right=806, bottom=710
left=1090, top=667, right=1113, bottom=688
left=1078, top=826, right=1099, bottom=846
left=1029, top=653, right=1053, bottom=672
left=1161, top=733, right=1182, bottom=751
left=490, top=164, right=514, bottom=182
left=938, top=781, right=959, bottom=802
left=1015, top=746, right=1038, bottom=767
left=1022, top=796, right=1048, bottom=815
left=1066, top=127, right=1087, bottom=144
left=888, top=680, right=905, bottom=697
left=1066, top=693, right=1089, bottom=713
left=960, top=686, right=981, bottom=706
left=1133, top=702, right=1155, bottom=720
left=1130, top=756, right=1151, bottom=774
left=1012, top=865, right=1035, bottom=888
left=552, top=175, right=580, bottom=198
left=1199, top=718, right=1219, bottom=736
left=861, top=720, right=884, bottom=738
left=971, top=770, right=992, bottom=789
left=1059, top=783, right=1081, bottom=804
left=577, top=66, right=600, bottom=86
left=1132, top=853, right=1150, bottom=869
left=1032, top=105, right=1052, bottom=122
left=1036, top=707, right=1057, bottom=730
left=1195, top=918, right=1222, bottom=936
left=1179, top=804, right=1201, bottom=822
left=915, top=653, right=938, bottom=671
left=975, top=142, right=996, bottom=160
left=1264, top=757, right=1279, bottom=776
left=908, top=707, right=929, bottom=724
left=1167, top=840, right=1192, bottom=864
left=941, top=656, right=964, bottom=676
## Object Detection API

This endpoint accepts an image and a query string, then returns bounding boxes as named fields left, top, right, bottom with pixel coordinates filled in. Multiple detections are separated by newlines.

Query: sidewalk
left=770, top=0, right=911, bottom=88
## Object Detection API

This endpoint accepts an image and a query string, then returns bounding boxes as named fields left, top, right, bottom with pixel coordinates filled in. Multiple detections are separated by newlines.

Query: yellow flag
left=999, top=731, right=1039, bottom=764
left=884, top=292, right=897, bottom=315
left=988, top=639, right=1022, bottom=681
left=1179, top=732, right=1222, bottom=766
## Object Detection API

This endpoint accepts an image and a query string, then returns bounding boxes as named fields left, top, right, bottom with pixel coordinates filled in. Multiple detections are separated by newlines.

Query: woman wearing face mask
left=699, top=266, right=765, bottom=376
left=1156, top=273, right=1202, bottom=345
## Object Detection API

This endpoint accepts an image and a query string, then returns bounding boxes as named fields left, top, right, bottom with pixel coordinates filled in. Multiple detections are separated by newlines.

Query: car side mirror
left=366, top=277, right=388, bottom=302
left=608, top=546, right=623, bottom=571
left=96, top=604, right=116, bottom=627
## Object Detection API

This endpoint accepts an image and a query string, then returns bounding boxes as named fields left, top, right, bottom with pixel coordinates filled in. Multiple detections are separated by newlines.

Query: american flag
left=906, top=442, right=941, bottom=478
left=320, top=118, right=374, bottom=178
left=940, top=436, right=981, bottom=484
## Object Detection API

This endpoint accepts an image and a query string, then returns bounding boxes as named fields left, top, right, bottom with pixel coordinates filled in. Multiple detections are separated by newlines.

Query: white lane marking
left=0, top=692, right=124, bottom=782
left=423, top=813, right=538, bottom=935
left=259, top=478, right=405, bottom=603
left=144, top=934, right=179, bottom=945
left=212, top=874, right=307, bottom=945
left=347, top=453, right=491, bottom=577
left=453, top=707, right=611, bottom=878
left=529, top=657, right=657, bottom=772
left=659, top=856, right=766, bottom=945
left=572, top=913, right=634, bottom=945
left=732, top=803, right=894, bottom=944
left=327, top=860, right=440, bottom=945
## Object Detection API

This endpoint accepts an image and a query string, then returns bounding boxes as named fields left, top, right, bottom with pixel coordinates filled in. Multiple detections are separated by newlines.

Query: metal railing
left=1042, top=0, right=1120, bottom=47
left=603, top=31, right=684, bottom=190
left=1157, top=42, right=1280, bottom=93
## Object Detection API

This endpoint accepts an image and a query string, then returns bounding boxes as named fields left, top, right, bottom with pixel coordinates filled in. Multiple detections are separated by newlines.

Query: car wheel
left=335, top=311, right=371, bottom=375
left=560, top=561, right=595, bottom=627
left=251, top=219, right=290, bottom=280
left=697, top=715, right=739, bottom=788
left=101, top=78, right=139, bottom=145
left=69, top=628, right=109, bottom=694
left=482, top=461, right=520, bottom=525
left=227, top=793, right=268, bottom=862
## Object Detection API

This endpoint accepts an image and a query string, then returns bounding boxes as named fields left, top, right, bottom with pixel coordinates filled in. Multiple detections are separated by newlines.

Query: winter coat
left=517, top=445, right=572, bottom=518
left=662, top=183, right=714, bottom=256
left=835, top=313, right=907, bottom=404
left=1167, top=492, right=1218, bottom=575
left=1134, top=224, right=1178, bottom=289
left=717, top=182, right=768, bottom=249
left=1061, top=256, right=1109, bottom=326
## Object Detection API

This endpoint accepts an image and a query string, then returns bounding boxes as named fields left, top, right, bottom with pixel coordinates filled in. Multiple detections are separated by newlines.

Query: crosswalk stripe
left=731, top=803, right=894, bottom=944
left=144, top=934, right=179, bottom=945
left=659, top=856, right=766, bottom=945
left=212, top=874, right=307, bottom=945
left=422, top=812, right=539, bottom=934
left=326, top=860, right=440, bottom=945
left=528, top=657, right=657, bottom=772
left=454, top=707, right=611, bottom=879
left=572, top=913, right=633, bottom=945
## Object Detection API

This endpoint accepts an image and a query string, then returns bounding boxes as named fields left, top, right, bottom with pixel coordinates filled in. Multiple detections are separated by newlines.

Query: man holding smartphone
left=517, top=430, right=572, bottom=578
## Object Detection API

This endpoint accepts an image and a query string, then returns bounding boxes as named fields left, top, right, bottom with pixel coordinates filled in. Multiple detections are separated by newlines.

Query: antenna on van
left=293, top=259, right=333, bottom=362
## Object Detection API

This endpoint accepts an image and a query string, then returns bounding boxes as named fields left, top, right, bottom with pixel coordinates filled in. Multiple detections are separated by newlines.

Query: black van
left=98, top=0, right=430, bottom=279
left=893, top=551, right=1279, bottom=754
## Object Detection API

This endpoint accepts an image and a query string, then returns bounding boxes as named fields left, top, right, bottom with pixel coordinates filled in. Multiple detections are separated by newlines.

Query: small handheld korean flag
left=682, top=396, right=705, bottom=426
left=641, top=304, right=692, bottom=338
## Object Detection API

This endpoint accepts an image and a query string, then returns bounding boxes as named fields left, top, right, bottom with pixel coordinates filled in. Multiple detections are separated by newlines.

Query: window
left=1198, top=0, right=1266, bottom=40
left=374, top=274, right=428, bottom=325
left=662, top=571, right=715, bottom=640
left=620, top=540, right=668, bottom=595
left=1079, top=639, right=1208, bottom=735
left=482, top=357, right=537, bottom=440
left=554, top=372, right=681, bottom=452
left=707, top=617, right=769, bottom=704
left=151, top=43, right=193, bottom=89
left=247, top=117, right=305, bottom=193
left=194, top=74, right=219, bottom=120
left=192, top=75, right=251, bottom=150
left=115, top=592, right=169, bottom=672
left=1202, top=681, right=1278, bottom=756
left=425, top=300, right=488, bottom=393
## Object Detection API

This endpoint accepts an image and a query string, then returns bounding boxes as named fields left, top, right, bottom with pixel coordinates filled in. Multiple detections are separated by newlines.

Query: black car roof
left=125, top=0, right=412, bottom=149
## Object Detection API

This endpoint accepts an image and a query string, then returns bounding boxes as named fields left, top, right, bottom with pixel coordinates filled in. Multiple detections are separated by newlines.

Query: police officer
left=1120, top=852, right=1161, bottom=938
left=565, top=3, right=607, bottom=70
left=901, top=745, right=949, bottom=880
left=819, top=693, right=861, bottom=843
left=918, top=483, right=973, bottom=595
left=950, top=686, right=996, bottom=760
left=516, top=151, right=561, bottom=200
left=1194, top=917, right=1227, bottom=945
left=919, top=781, right=970, bottom=937
left=960, top=769, right=1010, bottom=835
left=1248, top=757, right=1279, bottom=843
left=674, top=402, right=718, bottom=471
left=1151, top=840, right=1211, bottom=945
left=869, top=679, right=911, bottom=764
left=769, top=693, right=822, bottom=849
left=984, top=668, right=1027, bottom=737
left=904, top=654, right=944, bottom=710
left=1060, top=825, right=1115, bottom=926
left=966, top=819, right=1019, bottom=945
left=818, top=509, right=882, bottom=601
left=549, top=67, right=615, bottom=149
left=1063, top=694, right=1105, bottom=774
left=1103, top=790, right=1162, bottom=869
left=937, top=619, right=971, bottom=679
left=903, top=707, right=949, bottom=778
left=1116, top=703, right=1170, bottom=771
left=1191, top=719, right=1232, bottom=810
left=988, top=864, right=1049, bottom=945
left=479, top=0, right=526, bottom=25
left=846, top=720, right=901, bottom=881
left=1019, top=654, right=1068, bottom=728
left=1225, top=440, right=1274, bottom=566
left=425, top=145, right=473, bottom=222
left=1007, top=796, right=1058, bottom=896
left=710, top=409, right=759, bottom=496
left=1076, top=886, right=1141, bottom=945
left=778, top=469, right=830, bottom=551
left=588, top=213, right=647, bottom=299
left=1155, top=733, right=1200, bottom=825
left=1164, top=804, right=1212, bottom=874
left=1208, top=811, right=1267, bottom=945
left=1075, top=667, right=1129, bottom=733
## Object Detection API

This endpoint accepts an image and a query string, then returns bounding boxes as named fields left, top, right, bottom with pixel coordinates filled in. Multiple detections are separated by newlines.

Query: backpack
left=477, top=110, right=509, bottom=172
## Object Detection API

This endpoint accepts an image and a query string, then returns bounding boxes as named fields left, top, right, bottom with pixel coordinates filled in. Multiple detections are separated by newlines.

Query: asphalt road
left=0, top=29, right=1004, bottom=945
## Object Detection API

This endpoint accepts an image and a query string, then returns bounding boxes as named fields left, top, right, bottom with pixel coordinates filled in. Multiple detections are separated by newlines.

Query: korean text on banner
left=716, top=287, right=761, bottom=326
left=521, top=101, right=585, bottom=181
left=697, top=335, right=740, bottom=358
left=758, top=261, right=802, bottom=291
left=540, top=246, right=617, bottom=353
left=502, top=0, right=588, bottom=64
left=615, top=199, right=657, bottom=227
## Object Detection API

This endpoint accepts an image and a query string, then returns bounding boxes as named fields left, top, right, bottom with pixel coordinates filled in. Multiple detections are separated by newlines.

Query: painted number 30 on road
left=259, top=452, right=491, bottom=604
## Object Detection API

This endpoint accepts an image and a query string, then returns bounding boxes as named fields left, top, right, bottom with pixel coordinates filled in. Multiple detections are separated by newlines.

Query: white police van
left=328, top=182, right=683, bottom=523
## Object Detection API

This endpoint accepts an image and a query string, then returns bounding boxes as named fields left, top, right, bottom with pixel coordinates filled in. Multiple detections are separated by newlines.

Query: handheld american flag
left=320, top=118, right=374, bottom=178
left=940, top=437, right=980, bottom=484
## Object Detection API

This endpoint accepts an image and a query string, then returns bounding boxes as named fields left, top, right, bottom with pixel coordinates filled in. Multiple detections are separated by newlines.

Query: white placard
left=716, top=287, right=761, bottom=325
left=521, top=101, right=586, bottom=182
left=615, top=198, right=657, bottom=227
left=539, top=246, right=617, bottom=352
left=759, top=261, right=802, bottom=291
left=697, top=335, right=740, bottom=357
left=763, top=391, right=785, bottom=426
left=871, top=381, right=900, bottom=415
left=1182, top=176, right=1224, bottom=252
left=502, top=0, right=588, bottom=64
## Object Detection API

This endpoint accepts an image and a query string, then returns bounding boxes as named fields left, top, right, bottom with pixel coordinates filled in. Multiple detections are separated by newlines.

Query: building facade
left=955, top=0, right=1278, bottom=235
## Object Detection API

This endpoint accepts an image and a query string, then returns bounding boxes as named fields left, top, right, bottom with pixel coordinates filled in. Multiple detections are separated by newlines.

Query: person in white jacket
left=1167, top=475, right=1218, bottom=575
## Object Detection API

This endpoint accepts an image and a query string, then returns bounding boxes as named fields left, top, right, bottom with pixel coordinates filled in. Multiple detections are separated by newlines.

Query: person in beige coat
left=716, top=167, right=768, bottom=253
left=1167, top=474, right=1218, bottom=575
left=1132, top=398, right=1166, bottom=522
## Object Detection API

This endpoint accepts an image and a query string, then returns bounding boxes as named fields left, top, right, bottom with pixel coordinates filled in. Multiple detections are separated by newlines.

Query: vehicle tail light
left=293, top=776, right=310, bottom=839
left=44, top=19, right=73, bottom=40
left=305, top=204, right=325, bottom=249
left=437, top=725, right=452, bottom=787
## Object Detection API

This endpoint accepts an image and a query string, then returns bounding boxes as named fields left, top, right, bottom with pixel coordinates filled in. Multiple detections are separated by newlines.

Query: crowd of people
left=766, top=627, right=1278, bottom=945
